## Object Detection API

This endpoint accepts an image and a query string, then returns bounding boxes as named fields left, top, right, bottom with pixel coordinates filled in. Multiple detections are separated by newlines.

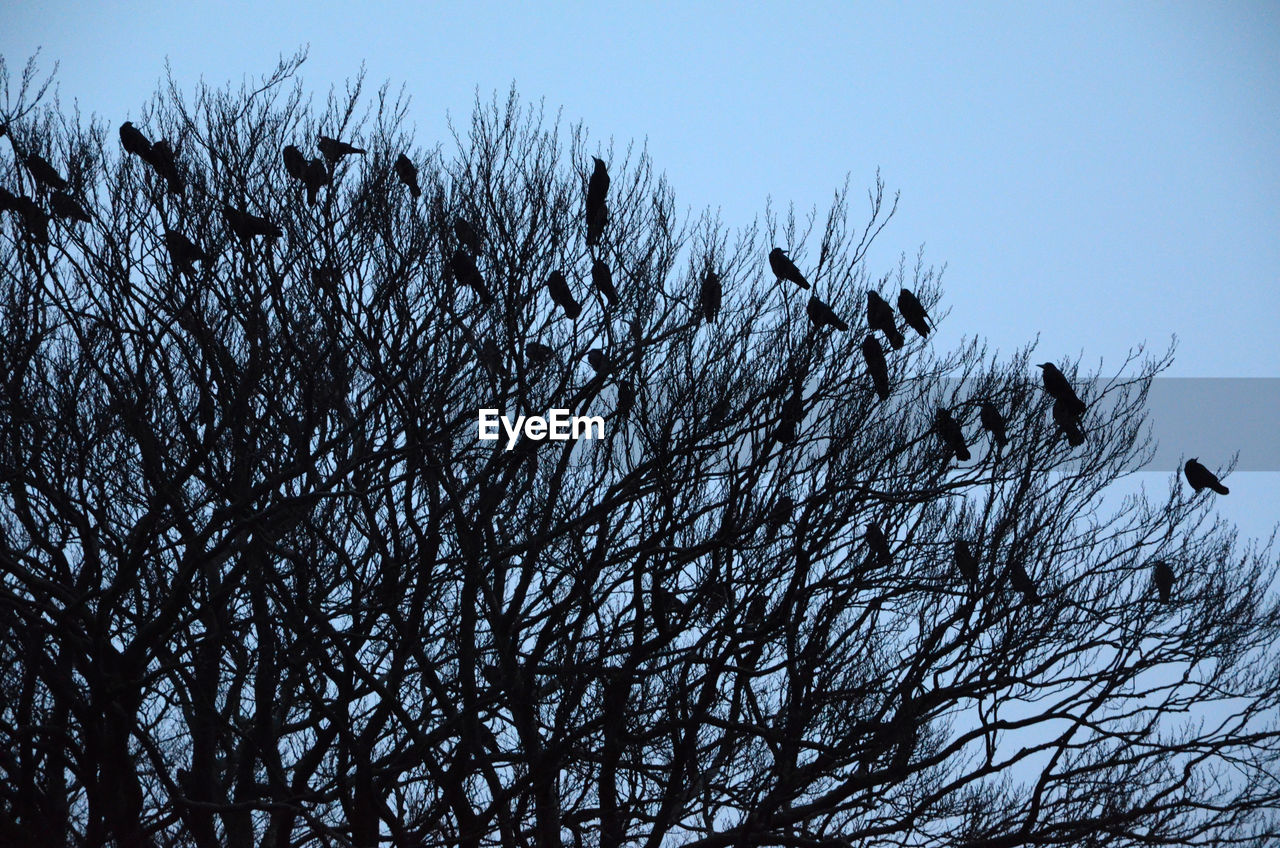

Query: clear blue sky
left=2, top=1, right=1276, bottom=541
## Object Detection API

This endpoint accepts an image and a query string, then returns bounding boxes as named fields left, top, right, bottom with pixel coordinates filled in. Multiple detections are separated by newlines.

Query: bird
left=651, top=585, right=685, bottom=635
left=49, top=192, right=91, bottom=223
left=866, top=291, right=905, bottom=349
left=1052, top=397, right=1085, bottom=447
left=865, top=522, right=892, bottom=567
left=546, top=270, right=581, bottom=319
left=318, top=134, right=365, bottom=164
left=13, top=197, right=49, bottom=244
left=478, top=339, right=503, bottom=378
left=768, top=248, right=810, bottom=289
left=525, top=341, right=555, bottom=366
left=766, top=495, right=794, bottom=532
left=164, top=230, right=208, bottom=275
left=1184, top=458, right=1228, bottom=495
left=586, top=156, right=609, bottom=246
left=1037, top=363, right=1086, bottom=419
left=282, top=145, right=307, bottom=180
left=979, top=400, right=1009, bottom=449
left=954, top=541, right=979, bottom=585
left=145, top=140, right=184, bottom=194
left=591, top=258, right=619, bottom=306
left=897, top=288, right=934, bottom=338
left=700, top=267, right=722, bottom=324
left=119, top=122, right=152, bottom=158
left=1007, top=561, right=1039, bottom=604
left=222, top=204, right=282, bottom=244
left=807, top=295, right=849, bottom=331
left=586, top=349, right=610, bottom=374
left=23, top=154, right=68, bottom=191
left=449, top=249, right=493, bottom=305
left=861, top=336, right=890, bottom=401
left=1151, top=560, right=1175, bottom=602
left=453, top=216, right=483, bottom=253
left=302, top=158, right=330, bottom=205
left=935, top=409, right=971, bottom=462
left=616, top=381, right=635, bottom=418
left=0, top=186, right=20, bottom=213
left=395, top=153, right=420, bottom=198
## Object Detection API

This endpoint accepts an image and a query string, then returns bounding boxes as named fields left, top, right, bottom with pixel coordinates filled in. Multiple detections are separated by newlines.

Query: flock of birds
left=0, top=119, right=1233, bottom=609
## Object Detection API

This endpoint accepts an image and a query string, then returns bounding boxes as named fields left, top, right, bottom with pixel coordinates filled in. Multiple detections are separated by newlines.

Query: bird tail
left=1212, top=481, right=1229, bottom=495
left=834, top=317, right=850, bottom=332
left=889, top=327, right=904, bottom=349
left=957, top=447, right=971, bottom=462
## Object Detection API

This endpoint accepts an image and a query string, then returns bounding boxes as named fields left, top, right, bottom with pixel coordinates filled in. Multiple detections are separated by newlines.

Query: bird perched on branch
left=1184, top=458, right=1228, bottom=495
left=1037, top=362, right=1086, bottom=418
left=318, top=134, right=365, bottom=164
left=165, top=230, right=208, bottom=276
left=302, top=157, right=331, bottom=206
left=1052, top=397, right=1085, bottom=447
left=897, top=288, right=934, bottom=338
left=768, top=247, right=810, bottom=289
left=586, top=156, right=609, bottom=246
left=807, top=295, right=849, bottom=331
left=119, top=121, right=152, bottom=159
left=49, top=192, right=91, bottom=224
left=1151, top=560, right=1175, bottom=602
left=766, top=495, right=794, bottom=532
left=395, top=153, right=420, bottom=198
left=546, top=270, right=581, bottom=319
left=453, top=217, right=483, bottom=253
left=282, top=144, right=307, bottom=180
left=1007, top=561, right=1039, bottom=604
left=861, top=336, right=890, bottom=401
left=23, top=153, right=68, bottom=191
left=525, top=342, right=555, bottom=366
left=865, top=522, right=892, bottom=567
left=449, top=249, right=493, bottom=305
left=935, top=408, right=971, bottom=462
left=954, top=541, right=979, bottom=585
left=222, top=204, right=282, bottom=244
left=592, top=258, right=618, bottom=306
left=866, top=291, right=905, bottom=350
left=586, top=349, right=610, bottom=374
left=980, top=400, right=1008, bottom=449
left=700, top=267, right=722, bottom=324
left=145, top=140, right=184, bottom=194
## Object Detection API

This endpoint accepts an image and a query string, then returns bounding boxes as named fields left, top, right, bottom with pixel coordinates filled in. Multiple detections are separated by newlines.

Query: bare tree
left=2, top=52, right=1279, bottom=848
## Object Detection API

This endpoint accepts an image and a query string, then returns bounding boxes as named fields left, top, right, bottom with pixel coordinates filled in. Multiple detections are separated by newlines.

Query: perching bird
left=145, top=140, right=184, bottom=194
left=1052, top=397, right=1085, bottom=447
left=0, top=186, right=20, bottom=213
left=525, top=341, right=555, bottom=365
left=449, top=249, right=493, bottom=305
left=935, top=408, right=971, bottom=462
left=1037, top=363, right=1086, bottom=419
left=766, top=495, right=794, bottom=532
left=768, top=247, right=811, bottom=289
left=119, top=121, right=152, bottom=158
left=586, top=156, right=609, bottom=246
left=1007, top=561, right=1039, bottom=604
left=700, top=267, right=722, bottom=324
left=866, top=291, right=905, bottom=350
left=807, top=295, right=849, bottom=331
left=453, top=217, right=483, bottom=253
left=586, top=349, right=610, bottom=374
left=318, top=134, right=366, bottom=164
left=222, top=204, right=282, bottom=244
left=23, top=154, right=68, bottom=191
left=616, top=381, right=635, bottom=418
left=282, top=145, right=307, bottom=181
left=897, top=288, right=934, bottom=338
left=395, top=153, right=420, bottom=198
left=546, top=270, right=581, bottom=320
left=478, top=339, right=503, bottom=378
left=591, top=258, right=619, bottom=306
left=49, top=192, right=91, bottom=223
left=13, top=197, right=49, bottom=244
left=980, top=400, right=1009, bottom=449
left=865, top=522, right=892, bottom=567
left=954, top=541, right=979, bottom=585
left=1152, top=560, right=1175, bottom=602
left=164, top=230, right=208, bottom=275
left=1184, top=458, right=1229, bottom=495
left=861, top=336, right=890, bottom=401
left=302, top=157, right=331, bottom=205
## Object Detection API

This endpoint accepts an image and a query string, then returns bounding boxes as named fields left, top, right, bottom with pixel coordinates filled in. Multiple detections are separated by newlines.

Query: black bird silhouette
left=119, top=121, right=152, bottom=158
left=449, top=249, right=493, bottom=305
left=979, top=400, right=1009, bottom=449
left=395, top=153, right=420, bottom=198
left=318, top=134, right=365, bottom=164
left=861, top=336, right=890, bottom=401
left=897, top=288, right=934, bottom=338
left=1184, top=458, right=1229, bottom=495
left=700, top=267, right=722, bottom=324
left=49, top=192, right=91, bottom=223
left=1052, top=397, right=1086, bottom=447
left=865, top=522, right=892, bottom=567
left=1152, top=560, right=1175, bottom=602
left=0, top=186, right=19, bottom=213
left=954, top=541, right=979, bottom=585
left=282, top=144, right=307, bottom=180
left=866, top=291, right=905, bottom=349
left=586, top=349, right=610, bottom=374
left=768, top=247, right=810, bottom=289
left=766, top=495, right=794, bottom=532
left=651, top=585, right=685, bottom=636
left=23, top=154, right=68, bottom=191
left=164, top=230, right=208, bottom=275
left=935, top=409, right=971, bottom=462
left=1007, top=561, right=1039, bottom=604
left=586, top=156, right=609, bottom=246
left=302, top=157, right=330, bottom=205
left=1037, top=363, right=1086, bottom=418
left=222, top=205, right=282, bottom=243
left=525, top=341, right=555, bottom=366
left=453, top=216, right=483, bottom=253
left=807, top=295, right=849, bottom=331
left=478, top=339, right=503, bottom=378
left=145, top=140, right=184, bottom=194
left=591, top=258, right=619, bottom=306
left=546, top=270, right=581, bottom=319
left=13, top=197, right=49, bottom=244
left=616, top=381, right=635, bottom=418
